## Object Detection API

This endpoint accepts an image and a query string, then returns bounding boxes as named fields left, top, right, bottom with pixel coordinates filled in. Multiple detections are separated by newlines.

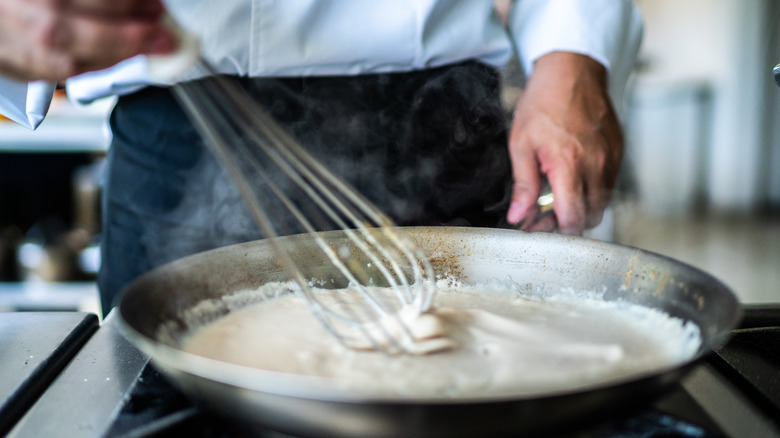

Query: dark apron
left=99, top=61, right=512, bottom=316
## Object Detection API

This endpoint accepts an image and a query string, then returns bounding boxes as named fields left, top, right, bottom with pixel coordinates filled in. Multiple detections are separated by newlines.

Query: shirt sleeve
left=508, top=0, right=643, bottom=104
left=0, top=76, right=55, bottom=130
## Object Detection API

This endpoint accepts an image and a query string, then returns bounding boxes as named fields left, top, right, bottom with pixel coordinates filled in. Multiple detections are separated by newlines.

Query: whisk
left=165, top=58, right=452, bottom=355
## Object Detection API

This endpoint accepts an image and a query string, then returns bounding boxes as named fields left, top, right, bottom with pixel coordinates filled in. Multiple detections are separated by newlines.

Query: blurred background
left=614, top=0, right=780, bottom=304
left=0, top=0, right=778, bottom=312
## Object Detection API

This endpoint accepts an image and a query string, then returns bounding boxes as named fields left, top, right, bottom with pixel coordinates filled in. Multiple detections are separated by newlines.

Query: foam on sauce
left=178, top=279, right=701, bottom=398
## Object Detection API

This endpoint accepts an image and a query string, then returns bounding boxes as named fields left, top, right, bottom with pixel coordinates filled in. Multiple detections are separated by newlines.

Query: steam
left=234, top=62, right=513, bottom=228
left=173, top=62, right=512, bottom=238
left=123, top=62, right=514, bottom=297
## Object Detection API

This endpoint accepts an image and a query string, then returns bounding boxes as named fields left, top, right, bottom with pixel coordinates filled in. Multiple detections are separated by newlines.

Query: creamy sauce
left=178, top=280, right=701, bottom=398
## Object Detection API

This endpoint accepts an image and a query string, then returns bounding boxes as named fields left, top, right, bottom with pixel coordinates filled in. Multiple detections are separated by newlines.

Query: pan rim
left=117, top=226, right=742, bottom=405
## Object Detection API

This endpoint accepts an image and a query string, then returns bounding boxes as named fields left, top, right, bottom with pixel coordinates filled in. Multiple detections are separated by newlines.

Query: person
left=0, top=0, right=643, bottom=317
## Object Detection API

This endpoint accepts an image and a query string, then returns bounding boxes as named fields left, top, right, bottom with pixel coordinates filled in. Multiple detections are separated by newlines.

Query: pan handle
left=774, top=63, right=780, bottom=87
left=738, top=304, right=780, bottom=329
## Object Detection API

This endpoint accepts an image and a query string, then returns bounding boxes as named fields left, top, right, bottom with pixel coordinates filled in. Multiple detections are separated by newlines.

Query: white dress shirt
left=0, top=0, right=642, bottom=129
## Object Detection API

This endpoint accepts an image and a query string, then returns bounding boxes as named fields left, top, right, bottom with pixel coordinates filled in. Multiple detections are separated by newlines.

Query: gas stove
left=3, top=307, right=779, bottom=438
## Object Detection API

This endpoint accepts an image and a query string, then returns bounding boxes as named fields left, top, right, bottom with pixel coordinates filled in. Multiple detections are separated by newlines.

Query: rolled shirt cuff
left=509, top=0, right=644, bottom=105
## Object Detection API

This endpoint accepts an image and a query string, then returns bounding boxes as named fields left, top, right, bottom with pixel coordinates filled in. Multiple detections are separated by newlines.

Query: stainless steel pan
left=117, top=226, right=740, bottom=437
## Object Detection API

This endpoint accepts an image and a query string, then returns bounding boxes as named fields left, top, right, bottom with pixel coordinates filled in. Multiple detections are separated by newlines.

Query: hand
left=0, top=0, right=176, bottom=82
left=506, top=52, right=623, bottom=235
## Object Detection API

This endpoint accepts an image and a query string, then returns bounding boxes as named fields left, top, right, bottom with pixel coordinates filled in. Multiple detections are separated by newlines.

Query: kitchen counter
left=7, top=310, right=149, bottom=438
left=0, top=117, right=108, bottom=153
left=0, top=312, right=98, bottom=435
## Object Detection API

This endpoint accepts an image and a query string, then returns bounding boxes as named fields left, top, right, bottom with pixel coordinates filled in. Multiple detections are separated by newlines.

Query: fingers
left=582, top=155, right=610, bottom=230
left=525, top=211, right=557, bottom=233
left=506, top=52, right=623, bottom=235
left=0, top=0, right=174, bottom=81
left=60, top=0, right=165, bottom=18
left=49, top=12, right=174, bottom=60
left=507, top=117, right=617, bottom=235
left=506, top=133, right=542, bottom=225
left=507, top=108, right=588, bottom=234
left=546, top=159, right=587, bottom=236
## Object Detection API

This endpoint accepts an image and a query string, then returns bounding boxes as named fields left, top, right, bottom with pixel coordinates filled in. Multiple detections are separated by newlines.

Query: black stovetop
left=105, top=321, right=780, bottom=438
left=5, top=307, right=780, bottom=438
left=105, top=364, right=725, bottom=438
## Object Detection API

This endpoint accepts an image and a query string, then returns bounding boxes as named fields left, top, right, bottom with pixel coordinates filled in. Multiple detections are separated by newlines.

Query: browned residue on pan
left=412, top=228, right=467, bottom=281
left=622, top=252, right=640, bottom=289
left=654, top=272, right=669, bottom=296
left=429, top=254, right=465, bottom=280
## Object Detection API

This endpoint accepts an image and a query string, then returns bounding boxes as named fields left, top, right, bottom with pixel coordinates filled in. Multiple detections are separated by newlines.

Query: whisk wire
left=191, top=73, right=413, bottom=318
left=173, top=79, right=387, bottom=350
left=172, top=60, right=435, bottom=354
left=203, top=74, right=425, bottom=307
